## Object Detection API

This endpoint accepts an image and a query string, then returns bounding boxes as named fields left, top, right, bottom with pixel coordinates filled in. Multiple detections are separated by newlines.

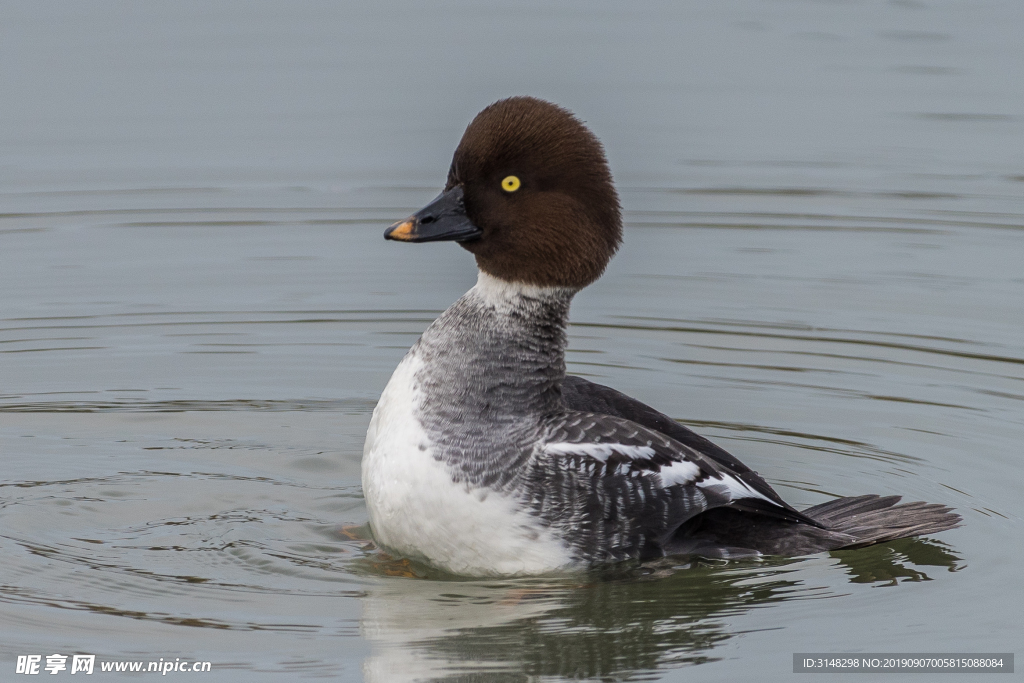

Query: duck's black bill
left=384, top=186, right=482, bottom=243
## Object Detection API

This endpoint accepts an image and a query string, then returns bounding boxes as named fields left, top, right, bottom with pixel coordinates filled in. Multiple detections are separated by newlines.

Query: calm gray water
left=2, top=1, right=1022, bottom=680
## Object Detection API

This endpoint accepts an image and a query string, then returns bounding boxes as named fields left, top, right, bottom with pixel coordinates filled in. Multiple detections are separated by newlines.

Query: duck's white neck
left=471, top=270, right=577, bottom=309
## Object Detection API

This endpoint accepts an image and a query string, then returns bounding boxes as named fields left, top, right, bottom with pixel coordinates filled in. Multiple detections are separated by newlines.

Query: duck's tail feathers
left=801, top=494, right=961, bottom=548
left=667, top=494, right=960, bottom=558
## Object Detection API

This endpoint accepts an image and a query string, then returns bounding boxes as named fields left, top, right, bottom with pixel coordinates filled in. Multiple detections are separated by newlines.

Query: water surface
left=2, top=1, right=1022, bottom=680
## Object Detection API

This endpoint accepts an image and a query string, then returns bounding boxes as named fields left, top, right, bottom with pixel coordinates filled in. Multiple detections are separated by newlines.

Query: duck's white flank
left=362, top=350, right=576, bottom=576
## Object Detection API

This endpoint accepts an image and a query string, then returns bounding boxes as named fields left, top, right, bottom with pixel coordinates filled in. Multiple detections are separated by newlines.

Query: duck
left=361, top=96, right=960, bottom=577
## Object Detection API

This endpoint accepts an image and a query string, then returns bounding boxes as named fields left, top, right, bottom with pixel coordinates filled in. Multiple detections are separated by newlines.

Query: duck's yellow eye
left=501, top=175, right=521, bottom=193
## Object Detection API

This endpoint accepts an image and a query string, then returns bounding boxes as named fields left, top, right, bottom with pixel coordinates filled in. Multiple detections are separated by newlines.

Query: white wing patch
left=543, top=442, right=655, bottom=461
left=542, top=439, right=780, bottom=507
left=658, top=459, right=701, bottom=486
left=544, top=442, right=703, bottom=487
left=698, top=472, right=777, bottom=505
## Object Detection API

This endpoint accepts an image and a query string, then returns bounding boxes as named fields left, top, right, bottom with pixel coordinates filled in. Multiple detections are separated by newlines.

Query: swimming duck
left=362, top=96, right=960, bottom=576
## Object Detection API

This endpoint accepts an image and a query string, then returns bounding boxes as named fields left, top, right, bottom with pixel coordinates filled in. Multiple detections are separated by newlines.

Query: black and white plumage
left=527, top=409, right=812, bottom=562
left=362, top=96, right=960, bottom=576
left=363, top=271, right=959, bottom=575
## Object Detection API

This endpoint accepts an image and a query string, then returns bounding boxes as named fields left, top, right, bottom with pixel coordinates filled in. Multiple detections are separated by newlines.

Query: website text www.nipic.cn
left=16, top=654, right=212, bottom=675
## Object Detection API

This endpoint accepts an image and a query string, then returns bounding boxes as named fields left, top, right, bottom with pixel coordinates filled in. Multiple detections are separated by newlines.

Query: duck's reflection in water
left=831, top=537, right=961, bottom=585
left=359, top=537, right=960, bottom=682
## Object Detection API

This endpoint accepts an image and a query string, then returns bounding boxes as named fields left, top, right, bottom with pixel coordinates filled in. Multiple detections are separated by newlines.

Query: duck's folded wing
left=560, top=375, right=794, bottom=516
left=527, top=411, right=819, bottom=561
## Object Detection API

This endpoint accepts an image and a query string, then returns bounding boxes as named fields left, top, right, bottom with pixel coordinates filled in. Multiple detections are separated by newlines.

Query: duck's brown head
left=386, top=97, right=622, bottom=290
